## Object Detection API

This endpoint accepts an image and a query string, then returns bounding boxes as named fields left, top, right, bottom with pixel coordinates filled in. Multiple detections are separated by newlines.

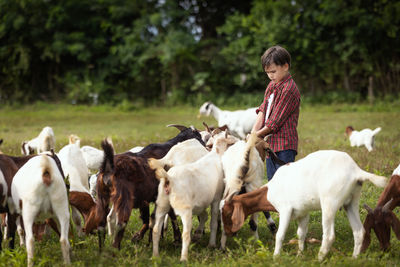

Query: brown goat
left=86, top=140, right=181, bottom=250
left=0, top=154, right=36, bottom=249
left=84, top=125, right=204, bottom=249
left=361, top=174, right=400, bottom=252
left=221, top=186, right=277, bottom=237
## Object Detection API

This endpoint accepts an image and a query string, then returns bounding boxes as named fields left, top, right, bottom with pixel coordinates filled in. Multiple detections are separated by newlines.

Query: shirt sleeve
left=256, top=86, right=270, bottom=114
left=256, top=97, right=266, bottom=114
left=265, top=86, right=299, bottom=133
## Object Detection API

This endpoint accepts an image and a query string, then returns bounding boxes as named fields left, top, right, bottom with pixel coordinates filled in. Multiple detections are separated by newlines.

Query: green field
left=0, top=103, right=399, bottom=266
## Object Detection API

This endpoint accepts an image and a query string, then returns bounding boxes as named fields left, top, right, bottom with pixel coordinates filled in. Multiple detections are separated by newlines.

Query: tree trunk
left=161, top=78, right=166, bottom=104
left=343, top=73, right=351, bottom=92
left=171, top=62, right=179, bottom=91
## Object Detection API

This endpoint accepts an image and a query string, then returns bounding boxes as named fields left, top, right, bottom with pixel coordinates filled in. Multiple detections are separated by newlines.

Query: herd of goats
left=0, top=101, right=399, bottom=266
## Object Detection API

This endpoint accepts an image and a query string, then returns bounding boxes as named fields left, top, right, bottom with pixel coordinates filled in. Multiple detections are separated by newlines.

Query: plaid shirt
left=256, top=74, right=300, bottom=153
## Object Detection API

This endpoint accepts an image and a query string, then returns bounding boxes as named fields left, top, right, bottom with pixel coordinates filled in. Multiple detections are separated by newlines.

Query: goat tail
left=40, top=155, right=53, bottom=186
left=236, top=133, right=259, bottom=181
left=148, top=158, right=169, bottom=182
left=372, top=127, right=381, bottom=136
left=358, top=169, right=387, bottom=188
left=42, top=134, right=55, bottom=152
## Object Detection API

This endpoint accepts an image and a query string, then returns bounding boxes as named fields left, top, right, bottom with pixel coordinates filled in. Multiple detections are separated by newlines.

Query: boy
left=252, top=45, right=301, bottom=180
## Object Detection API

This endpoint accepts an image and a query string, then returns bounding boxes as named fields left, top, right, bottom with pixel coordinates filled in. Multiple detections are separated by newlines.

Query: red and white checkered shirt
left=256, top=74, right=300, bottom=153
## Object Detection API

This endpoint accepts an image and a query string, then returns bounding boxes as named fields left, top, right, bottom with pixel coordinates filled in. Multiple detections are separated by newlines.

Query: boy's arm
left=251, top=112, right=264, bottom=133
left=256, top=125, right=272, bottom=138
left=251, top=111, right=272, bottom=138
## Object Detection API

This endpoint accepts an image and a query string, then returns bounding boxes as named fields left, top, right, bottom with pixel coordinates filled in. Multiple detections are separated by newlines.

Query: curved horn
left=167, top=124, right=187, bottom=132
left=203, top=122, right=211, bottom=133
left=219, top=125, right=229, bottom=132
left=363, top=203, right=374, bottom=214
left=382, top=198, right=394, bottom=212
left=225, top=129, right=228, bottom=138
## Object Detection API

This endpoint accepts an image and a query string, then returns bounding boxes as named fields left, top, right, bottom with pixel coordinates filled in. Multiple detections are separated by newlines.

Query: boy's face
left=264, top=63, right=289, bottom=84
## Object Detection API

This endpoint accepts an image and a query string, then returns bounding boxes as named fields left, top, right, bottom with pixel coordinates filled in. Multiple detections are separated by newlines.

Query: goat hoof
left=131, top=233, right=143, bottom=242
left=192, top=230, right=203, bottom=242
left=173, top=239, right=181, bottom=247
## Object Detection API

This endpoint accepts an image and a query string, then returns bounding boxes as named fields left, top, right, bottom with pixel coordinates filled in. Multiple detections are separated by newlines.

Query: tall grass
left=0, top=103, right=399, bottom=266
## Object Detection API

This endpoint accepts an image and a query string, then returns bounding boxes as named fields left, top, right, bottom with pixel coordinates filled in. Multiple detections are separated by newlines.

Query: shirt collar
left=272, top=73, right=292, bottom=89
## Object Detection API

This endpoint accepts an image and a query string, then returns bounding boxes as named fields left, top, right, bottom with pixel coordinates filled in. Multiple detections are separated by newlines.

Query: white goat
left=58, top=143, right=91, bottom=236
left=9, top=154, right=70, bottom=267
left=345, top=126, right=381, bottom=152
left=80, top=145, right=104, bottom=173
left=82, top=144, right=143, bottom=174
left=68, top=134, right=80, bottom=146
left=148, top=138, right=210, bottom=237
left=220, top=135, right=274, bottom=248
left=199, top=102, right=257, bottom=139
left=21, top=126, right=55, bottom=155
left=265, top=150, right=387, bottom=260
left=150, top=133, right=236, bottom=261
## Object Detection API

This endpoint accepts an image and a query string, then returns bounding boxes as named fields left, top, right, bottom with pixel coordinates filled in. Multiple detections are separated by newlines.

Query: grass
left=0, top=103, right=399, bottom=266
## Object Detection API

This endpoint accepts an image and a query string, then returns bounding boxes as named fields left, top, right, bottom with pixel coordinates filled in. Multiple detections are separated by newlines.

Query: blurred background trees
left=0, top=0, right=399, bottom=105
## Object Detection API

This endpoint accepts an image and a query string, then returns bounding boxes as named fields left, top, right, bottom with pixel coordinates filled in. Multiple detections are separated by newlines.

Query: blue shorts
left=266, top=149, right=296, bottom=181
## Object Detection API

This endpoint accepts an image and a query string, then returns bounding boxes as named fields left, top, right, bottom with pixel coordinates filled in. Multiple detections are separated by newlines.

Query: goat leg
left=148, top=210, right=156, bottom=244
left=168, top=208, right=181, bottom=245
left=98, top=227, right=106, bottom=251
left=131, top=206, right=149, bottom=242
left=46, top=218, right=60, bottom=236
left=6, top=213, right=17, bottom=249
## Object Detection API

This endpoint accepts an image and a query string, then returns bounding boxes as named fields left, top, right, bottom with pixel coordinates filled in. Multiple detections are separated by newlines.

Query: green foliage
left=0, top=0, right=399, bottom=104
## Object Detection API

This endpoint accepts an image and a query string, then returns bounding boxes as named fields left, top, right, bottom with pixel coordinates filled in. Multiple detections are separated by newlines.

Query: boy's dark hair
left=261, top=45, right=291, bottom=70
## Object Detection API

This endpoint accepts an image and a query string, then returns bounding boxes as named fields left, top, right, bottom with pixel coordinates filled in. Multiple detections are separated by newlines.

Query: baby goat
left=150, top=132, right=237, bottom=261
left=345, top=126, right=381, bottom=152
left=362, top=174, right=400, bottom=252
left=9, top=153, right=70, bottom=267
left=21, top=126, right=55, bottom=155
left=221, top=150, right=387, bottom=261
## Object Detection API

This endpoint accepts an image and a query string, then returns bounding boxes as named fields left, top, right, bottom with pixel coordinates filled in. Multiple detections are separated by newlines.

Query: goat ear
left=364, top=203, right=374, bottom=214
left=382, top=198, right=393, bottom=212
left=225, top=191, right=238, bottom=202
left=167, top=124, right=187, bottom=132
left=231, top=202, right=245, bottom=233
left=390, top=212, right=400, bottom=240
left=211, top=128, right=222, bottom=136
left=361, top=215, right=373, bottom=253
